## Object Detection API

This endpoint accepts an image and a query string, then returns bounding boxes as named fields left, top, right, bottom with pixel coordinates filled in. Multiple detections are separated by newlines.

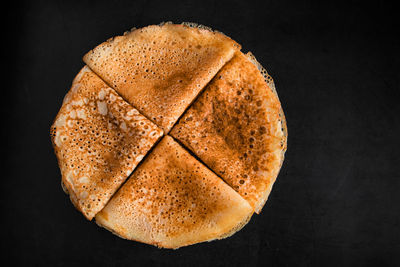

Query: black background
left=4, top=0, right=400, bottom=266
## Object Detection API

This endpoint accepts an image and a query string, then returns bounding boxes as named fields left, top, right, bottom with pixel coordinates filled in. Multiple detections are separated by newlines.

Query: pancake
left=170, top=52, right=287, bottom=213
left=50, top=66, right=163, bottom=220
left=83, top=22, right=240, bottom=132
left=95, top=136, right=253, bottom=249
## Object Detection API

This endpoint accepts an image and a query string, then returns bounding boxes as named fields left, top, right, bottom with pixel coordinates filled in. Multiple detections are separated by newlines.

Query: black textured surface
left=4, top=0, right=400, bottom=266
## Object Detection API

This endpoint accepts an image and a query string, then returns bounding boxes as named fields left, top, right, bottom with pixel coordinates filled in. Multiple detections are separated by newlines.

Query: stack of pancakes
left=50, top=22, right=287, bottom=249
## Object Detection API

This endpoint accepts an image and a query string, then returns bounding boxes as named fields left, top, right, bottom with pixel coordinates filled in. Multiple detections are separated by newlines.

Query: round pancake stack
left=50, top=22, right=287, bottom=249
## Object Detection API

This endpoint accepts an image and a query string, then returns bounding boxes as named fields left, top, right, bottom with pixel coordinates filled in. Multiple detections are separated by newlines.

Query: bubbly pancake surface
left=83, top=23, right=240, bottom=132
left=170, top=52, right=287, bottom=213
left=51, top=23, right=287, bottom=247
left=50, top=66, right=163, bottom=219
left=95, top=136, right=253, bottom=248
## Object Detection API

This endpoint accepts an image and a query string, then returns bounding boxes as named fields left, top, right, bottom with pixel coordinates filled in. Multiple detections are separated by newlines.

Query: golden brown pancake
left=50, top=66, right=163, bottom=220
left=51, top=22, right=288, bottom=247
left=83, top=22, right=240, bottom=133
left=170, top=52, right=287, bottom=213
left=95, top=136, right=253, bottom=249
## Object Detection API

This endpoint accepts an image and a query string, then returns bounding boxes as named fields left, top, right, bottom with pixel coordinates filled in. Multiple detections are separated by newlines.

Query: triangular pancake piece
left=83, top=23, right=240, bottom=132
left=95, top=136, right=253, bottom=249
left=50, top=66, right=163, bottom=220
left=170, top=52, right=287, bottom=213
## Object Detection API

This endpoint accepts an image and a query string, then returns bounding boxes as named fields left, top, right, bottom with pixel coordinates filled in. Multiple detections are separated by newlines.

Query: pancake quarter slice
left=83, top=23, right=240, bottom=133
left=170, top=52, right=287, bottom=213
left=50, top=66, right=163, bottom=220
left=95, top=136, right=253, bottom=249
